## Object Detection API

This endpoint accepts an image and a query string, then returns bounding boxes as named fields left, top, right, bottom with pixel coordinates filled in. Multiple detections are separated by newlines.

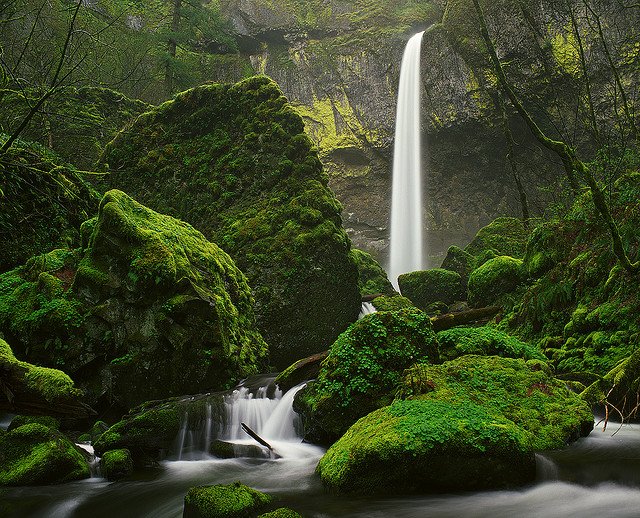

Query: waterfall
left=388, top=31, right=425, bottom=290
left=173, top=380, right=307, bottom=460
left=358, top=302, right=376, bottom=319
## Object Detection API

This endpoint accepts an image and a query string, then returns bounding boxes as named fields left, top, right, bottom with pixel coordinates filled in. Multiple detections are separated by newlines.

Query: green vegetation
left=7, top=416, right=59, bottom=432
left=317, top=355, right=592, bottom=494
left=371, top=295, right=417, bottom=311
left=398, top=268, right=464, bottom=309
left=464, top=217, right=530, bottom=260
left=101, top=449, right=133, bottom=480
left=468, top=256, right=524, bottom=307
left=294, top=309, right=439, bottom=444
left=183, top=482, right=271, bottom=518
left=350, top=248, right=394, bottom=296
left=100, top=76, right=361, bottom=367
left=0, top=190, right=267, bottom=410
left=0, top=423, right=89, bottom=485
left=258, top=509, right=303, bottom=518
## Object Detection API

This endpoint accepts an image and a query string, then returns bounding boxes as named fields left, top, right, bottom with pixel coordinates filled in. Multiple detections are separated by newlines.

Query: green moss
left=440, top=245, right=475, bottom=287
left=7, top=415, right=59, bottom=432
left=437, top=326, right=545, bottom=362
left=349, top=249, right=394, bottom=296
left=371, top=295, right=416, bottom=311
left=295, top=309, right=439, bottom=444
left=398, top=268, right=464, bottom=309
left=317, top=398, right=535, bottom=494
left=468, top=256, right=524, bottom=307
left=258, top=509, right=302, bottom=518
left=464, top=217, right=530, bottom=262
left=0, top=190, right=268, bottom=410
left=183, top=482, right=271, bottom=518
left=101, top=448, right=133, bottom=480
left=100, top=76, right=360, bottom=367
left=0, top=423, right=89, bottom=485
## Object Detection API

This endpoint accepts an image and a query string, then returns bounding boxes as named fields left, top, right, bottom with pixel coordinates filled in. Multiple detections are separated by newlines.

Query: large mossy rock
left=0, top=423, right=89, bottom=485
left=398, top=268, right=464, bottom=309
left=0, top=190, right=267, bottom=410
left=294, top=309, right=439, bottom=444
left=437, top=326, right=545, bottom=363
left=101, top=448, right=134, bottom=480
left=349, top=248, right=394, bottom=296
left=467, top=256, right=524, bottom=307
left=183, top=482, right=271, bottom=518
left=0, top=142, right=99, bottom=273
left=464, top=217, right=530, bottom=260
left=0, top=338, right=91, bottom=418
left=100, top=76, right=361, bottom=367
left=317, top=355, right=593, bottom=494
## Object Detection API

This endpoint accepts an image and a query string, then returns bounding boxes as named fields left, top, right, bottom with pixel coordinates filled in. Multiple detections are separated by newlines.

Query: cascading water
left=358, top=301, right=376, bottom=319
left=388, top=31, right=425, bottom=290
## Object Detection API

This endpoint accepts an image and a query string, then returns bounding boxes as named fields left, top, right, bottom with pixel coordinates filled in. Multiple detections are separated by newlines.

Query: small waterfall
left=388, top=31, right=426, bottom=290
left=222, top=385, right=283, bottom=441
left=76, top=443, right=101, bottom=478
left=358, top=302, right=377, bottom=319
left=536, top=453, right=559, bottom=481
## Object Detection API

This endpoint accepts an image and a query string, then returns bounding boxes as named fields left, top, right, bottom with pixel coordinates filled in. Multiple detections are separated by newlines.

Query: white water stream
left=388, top=31, right=425, bottom=290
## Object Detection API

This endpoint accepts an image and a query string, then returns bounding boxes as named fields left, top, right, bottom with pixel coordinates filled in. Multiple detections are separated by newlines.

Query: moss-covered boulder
left=467, top=256, right=524, bottom=307
left=317, top=399, right=535, bottom=494
left=464, top=217, right=530, bottom=261
left=440, top=245, right=475, bottom=287
left=258, top=509, right=302, bottom=518
left=0, top=141, right=99, bottom=272
left=0, top=190, right=267, bottom=410
left=0, top=338, right=91, bottom=418
left=398, top=268, right=464, bottom=309
left=294, top=309, right=439, bottom=444
left=437, top=326, right=545, bottom=362
left=349, top=249, right=394, bottom=296
left=0, top=423, right=89, bottom=485
left=183, top=482, right=271, bottom=518
left=7, top=415, right=59, bottom=432
left=370, top=295, right=416, bottom=312
left=100, top=76, right=361, bottom=367
left=101, top=448, right=133, bottom=480
left=318, top=355, right=593, bottom=494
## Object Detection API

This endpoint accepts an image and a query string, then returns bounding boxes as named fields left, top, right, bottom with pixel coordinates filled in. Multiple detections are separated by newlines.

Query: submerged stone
left=183, top=482, right=271, bottom=518
left=100, top=76, right=361, bottom=367
left=0, top=190, right=268, bottom=410
left=0, top=423, right=89, bottom=485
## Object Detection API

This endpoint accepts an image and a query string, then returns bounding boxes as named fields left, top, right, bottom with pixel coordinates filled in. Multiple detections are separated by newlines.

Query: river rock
left=294, top=309, right=439, bottom=444
left=209, top=440, right=268, bottom=459
left=100, top=76, right=361, bottom=367
left=0, top=423, right=90, bottom=485
left=101, top=448, right=133, bottom=480
left=183, top=482, right=271, bottom=518
left=0, top=190, right=268, bottom=411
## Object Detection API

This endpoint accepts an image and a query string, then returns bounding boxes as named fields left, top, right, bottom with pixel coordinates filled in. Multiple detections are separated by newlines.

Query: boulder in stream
left=183, top=482, right=271, bottom=518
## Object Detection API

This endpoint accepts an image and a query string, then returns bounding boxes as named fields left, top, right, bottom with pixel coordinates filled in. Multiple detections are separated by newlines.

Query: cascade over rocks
left=100, top=76, right=361, bottom=367
left=0, top=190, right=267, bottom=411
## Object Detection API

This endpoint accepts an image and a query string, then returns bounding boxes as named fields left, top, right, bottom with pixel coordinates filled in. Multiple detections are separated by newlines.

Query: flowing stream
left=388, top=31, right=426, bottom=290
left=4, top=386, right=640, bottom=518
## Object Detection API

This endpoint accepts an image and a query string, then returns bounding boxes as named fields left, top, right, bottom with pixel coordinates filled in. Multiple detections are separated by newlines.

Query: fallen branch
left=241, top=422, right=273, bottom=452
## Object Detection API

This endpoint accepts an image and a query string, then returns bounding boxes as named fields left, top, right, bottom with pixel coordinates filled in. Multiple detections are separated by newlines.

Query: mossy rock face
left=0, top=190, right=267, bottom=410
left=0, top=338, right=89, bottom=418
left=101, top=448, right=133, bottom=480
left=100, top=76, right=361, bottom=367
left=0, top=142, right=99, bottom=273
left=370, top=295, right=416, bottom=312
left=294, top=309, right=439, bottom=444
left=183, top=482, right=272, bottom=518
left=349, top=248, right=394, bottom=296
left=398, top=268, right=464, bottom=309
left=440, top=245, right=475, bottom=288
left=437, top=326, right=545, bottom=363
left=93, top=392, right=225, bottom=461
left=0, top=423, right=90, bottom=485
left=317, top=399, right=536, bottom=494
left=464, top=217, right=530, bottom=262
left=467, top=256, right=524, bottom=307
left=318, top=355, right=593, bottom=495
left=7, top=415, right=60, bottom=432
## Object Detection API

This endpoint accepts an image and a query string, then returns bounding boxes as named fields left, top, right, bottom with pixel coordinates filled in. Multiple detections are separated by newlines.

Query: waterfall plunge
left=389, top=31, right=425, bottom=290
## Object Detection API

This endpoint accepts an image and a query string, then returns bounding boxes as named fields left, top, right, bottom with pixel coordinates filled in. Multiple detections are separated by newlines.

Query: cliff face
left=216, top=0, right=639, bottom=267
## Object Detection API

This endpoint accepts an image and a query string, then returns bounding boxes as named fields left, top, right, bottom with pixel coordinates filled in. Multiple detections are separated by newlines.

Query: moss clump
left=258, top=509, right=302, bottom=518
left=464, top=217, right=530, bottom=261
left=371, top=295, right=416, bottom=312
left=318, top=355, right=593, bottom=494
left=0, top=338, right=88, bottom=417
left=437, top=326, right=545, bottom=362
left=7, top=415, right=59, bottom=432
left=440, top=245, right=475, bottom=288
left=100, top=76, right=361, bottom=367
left=317, top=399, right=534, bottom=494
left=349, top=248, right=394, bottom=296
left=183, top=482, right=271, bottom=518
left=0, top=423, right=89, bottom=485
left=398, top=268, right=464, bottom=309
left=101, top=449, right=133, bottom=480
left=294, top=309, right=439, bottom=444
left=0, top=141, right=99, bottom=272
left=0, top=190, right=267, bottom=411
left=468, top=256, right=524, bottom=307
